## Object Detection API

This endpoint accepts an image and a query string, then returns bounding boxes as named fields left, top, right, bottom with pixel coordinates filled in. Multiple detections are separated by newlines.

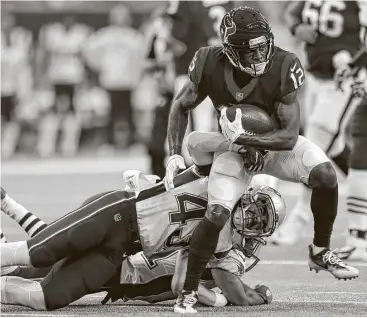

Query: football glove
left=219, top=107, right=245, bottom=144
left=164, top=154, right=186, bottom=191
left=238, top=146, right=265, bottom=172
left=334, top=65, right=353, bottom=92
left=254, top=284, right=273, bottom=304
left=351, top=78, right=367, bottom=99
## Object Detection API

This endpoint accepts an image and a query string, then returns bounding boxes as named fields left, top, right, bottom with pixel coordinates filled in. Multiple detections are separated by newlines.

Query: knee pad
left=309, top=162, right=337, bottom=189
left=206, top=205, right=231, bottom=228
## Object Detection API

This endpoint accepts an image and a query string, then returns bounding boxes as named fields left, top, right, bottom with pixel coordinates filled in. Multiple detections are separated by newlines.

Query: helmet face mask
left=231, top=185, right=286, bottom=272
left=220, top=7, right=275, bottom=77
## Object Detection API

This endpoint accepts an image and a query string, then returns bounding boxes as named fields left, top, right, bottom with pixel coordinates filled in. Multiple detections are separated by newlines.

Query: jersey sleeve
left=187, top=47, right=210, bottom=91
left=280, top=53, right=306, bottom=97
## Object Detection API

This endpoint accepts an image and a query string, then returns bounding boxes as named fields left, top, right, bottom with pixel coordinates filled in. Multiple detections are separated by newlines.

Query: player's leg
left=172, top=249, right=228, bottom=308
left=263, top=136, right=359, bottom=279
left=186, top=131, right=230, bottom=176
left=336, top=98, right=367, bottom=262
left=102, top=275, right=176, bottom=305
left=1, top=190, right=135, bottom=268
left=273, top=76, right=360, bottom=245
left=176, top=151, right=252, bottom=313
left=1, top=250, right=118, bottom=310
left=1, top=187, right=47, bottom=237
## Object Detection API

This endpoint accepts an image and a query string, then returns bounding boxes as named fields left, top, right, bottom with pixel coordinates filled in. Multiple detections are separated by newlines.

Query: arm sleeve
left=280, top=53, right=306, bottom=97
left=187, top=47, right=210, bottom=91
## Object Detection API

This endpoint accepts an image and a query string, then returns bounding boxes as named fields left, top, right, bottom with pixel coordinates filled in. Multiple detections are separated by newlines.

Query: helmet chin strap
left=243, top=61, right=268, bottom=77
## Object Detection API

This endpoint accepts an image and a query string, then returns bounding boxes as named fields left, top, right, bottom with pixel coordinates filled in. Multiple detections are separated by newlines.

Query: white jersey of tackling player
left=125, top=168, right=234, bottom=258
left=120, top=248, right=247, bottom=285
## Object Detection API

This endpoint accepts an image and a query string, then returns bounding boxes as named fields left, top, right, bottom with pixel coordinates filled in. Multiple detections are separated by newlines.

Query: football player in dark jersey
left=336, top=13, right=367, bottom=261
left=167, top=0, right=234, bottom=142
left=272, top=0, right=367, bottom=246
left=164, top=6, right=359, bottom=314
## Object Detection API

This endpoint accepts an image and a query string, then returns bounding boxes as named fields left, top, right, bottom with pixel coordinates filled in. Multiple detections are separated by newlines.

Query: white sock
left=0, top=241, right=31, bottom=267
left=312, top=244, right=327, bottom=254
left=1, top=276, right=46, bottom=310
left=1, top=195, right=47, bottom=237
left=345, top=169, right=367, bottom=249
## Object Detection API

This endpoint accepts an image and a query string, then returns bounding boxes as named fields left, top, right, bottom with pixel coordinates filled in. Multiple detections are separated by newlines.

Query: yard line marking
left=305, top=291, right=367, bottom=295
left=276, top=300, right=367, bottom=304
left=257, top=260, right=367, bottom=267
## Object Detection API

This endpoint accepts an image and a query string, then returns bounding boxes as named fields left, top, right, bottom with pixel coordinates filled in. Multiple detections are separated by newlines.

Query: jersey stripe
left=137, top=167, right=201, bottom=202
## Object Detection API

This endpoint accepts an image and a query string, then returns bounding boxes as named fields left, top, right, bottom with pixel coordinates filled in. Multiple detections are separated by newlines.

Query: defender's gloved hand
left=238, top=146, right=265, bottom=172
left=164, top=154, right=186, bottom=191
left=254, top=284, right=273, bottom=304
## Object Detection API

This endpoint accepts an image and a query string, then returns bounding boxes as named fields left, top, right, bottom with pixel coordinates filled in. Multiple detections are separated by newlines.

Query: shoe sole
left=308, top=260, right=359, bottom=280
left=173, top=306, right=197, bottom=314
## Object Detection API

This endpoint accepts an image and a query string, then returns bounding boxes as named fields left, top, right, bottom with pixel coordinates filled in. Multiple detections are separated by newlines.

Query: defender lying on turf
left=1, top=169, right=283, bottom=310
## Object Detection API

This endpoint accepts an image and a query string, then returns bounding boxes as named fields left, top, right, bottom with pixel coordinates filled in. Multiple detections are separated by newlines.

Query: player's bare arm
left=233, top=91, right=300, bottom=151
left=167, top=81, right=206, bottom=155
left=165, top=79, right=207, bottom=190
left=211, top=269, right=270, bottom=306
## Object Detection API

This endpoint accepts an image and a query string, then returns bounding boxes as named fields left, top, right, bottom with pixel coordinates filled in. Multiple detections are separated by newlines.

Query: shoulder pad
left=188, top=46, right=211, bottom=88
left=280, top=52, right=305, bottom=97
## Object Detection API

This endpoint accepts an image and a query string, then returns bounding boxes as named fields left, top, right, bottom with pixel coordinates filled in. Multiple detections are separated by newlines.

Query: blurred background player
left=167, top=0, right=233, bottom=161
left=36, top=15, right=91, bottom=157
left=336, top=9, right=367, bottom=261
left=144, top=8, right=183, bottom=178
left=146, top=0, right=234, bottom=177
left=84, top=4, right=146, bottom=150
left=271, top=0, right=367, bottom=246
left=1, top=13, right=34, bottom=159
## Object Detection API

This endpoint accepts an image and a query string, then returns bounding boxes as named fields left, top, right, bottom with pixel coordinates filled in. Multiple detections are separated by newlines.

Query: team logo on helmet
left=221, top=13, right=236, bottom=43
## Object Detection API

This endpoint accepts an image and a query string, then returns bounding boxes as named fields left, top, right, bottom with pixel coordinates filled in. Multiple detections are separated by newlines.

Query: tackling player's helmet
left=232, top=185, right=286, bottom=272
left=219, top=6, right=274, bottom=77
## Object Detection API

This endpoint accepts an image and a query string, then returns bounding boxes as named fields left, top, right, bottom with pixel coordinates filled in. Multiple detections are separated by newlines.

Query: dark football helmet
left=219, top=6, right=274, bottom=76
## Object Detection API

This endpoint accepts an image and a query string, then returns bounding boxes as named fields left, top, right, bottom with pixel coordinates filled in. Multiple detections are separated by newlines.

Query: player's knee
left=43, top=254, right=117, bottom=310
left=187, top=131, right=205, bottom=152
left=206, top=205, right=231, bottom=228
left=308, top=162, right=337, bottom=189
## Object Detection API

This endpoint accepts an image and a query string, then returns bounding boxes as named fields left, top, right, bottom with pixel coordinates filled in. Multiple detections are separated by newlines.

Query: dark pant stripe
left=25, top=219, right=41, bottom=233
left=18, top=212, right=32, bottom=226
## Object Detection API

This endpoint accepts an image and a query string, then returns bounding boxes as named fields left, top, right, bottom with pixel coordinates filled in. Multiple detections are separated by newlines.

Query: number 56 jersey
left=135, top=168, right=234, bottom=257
